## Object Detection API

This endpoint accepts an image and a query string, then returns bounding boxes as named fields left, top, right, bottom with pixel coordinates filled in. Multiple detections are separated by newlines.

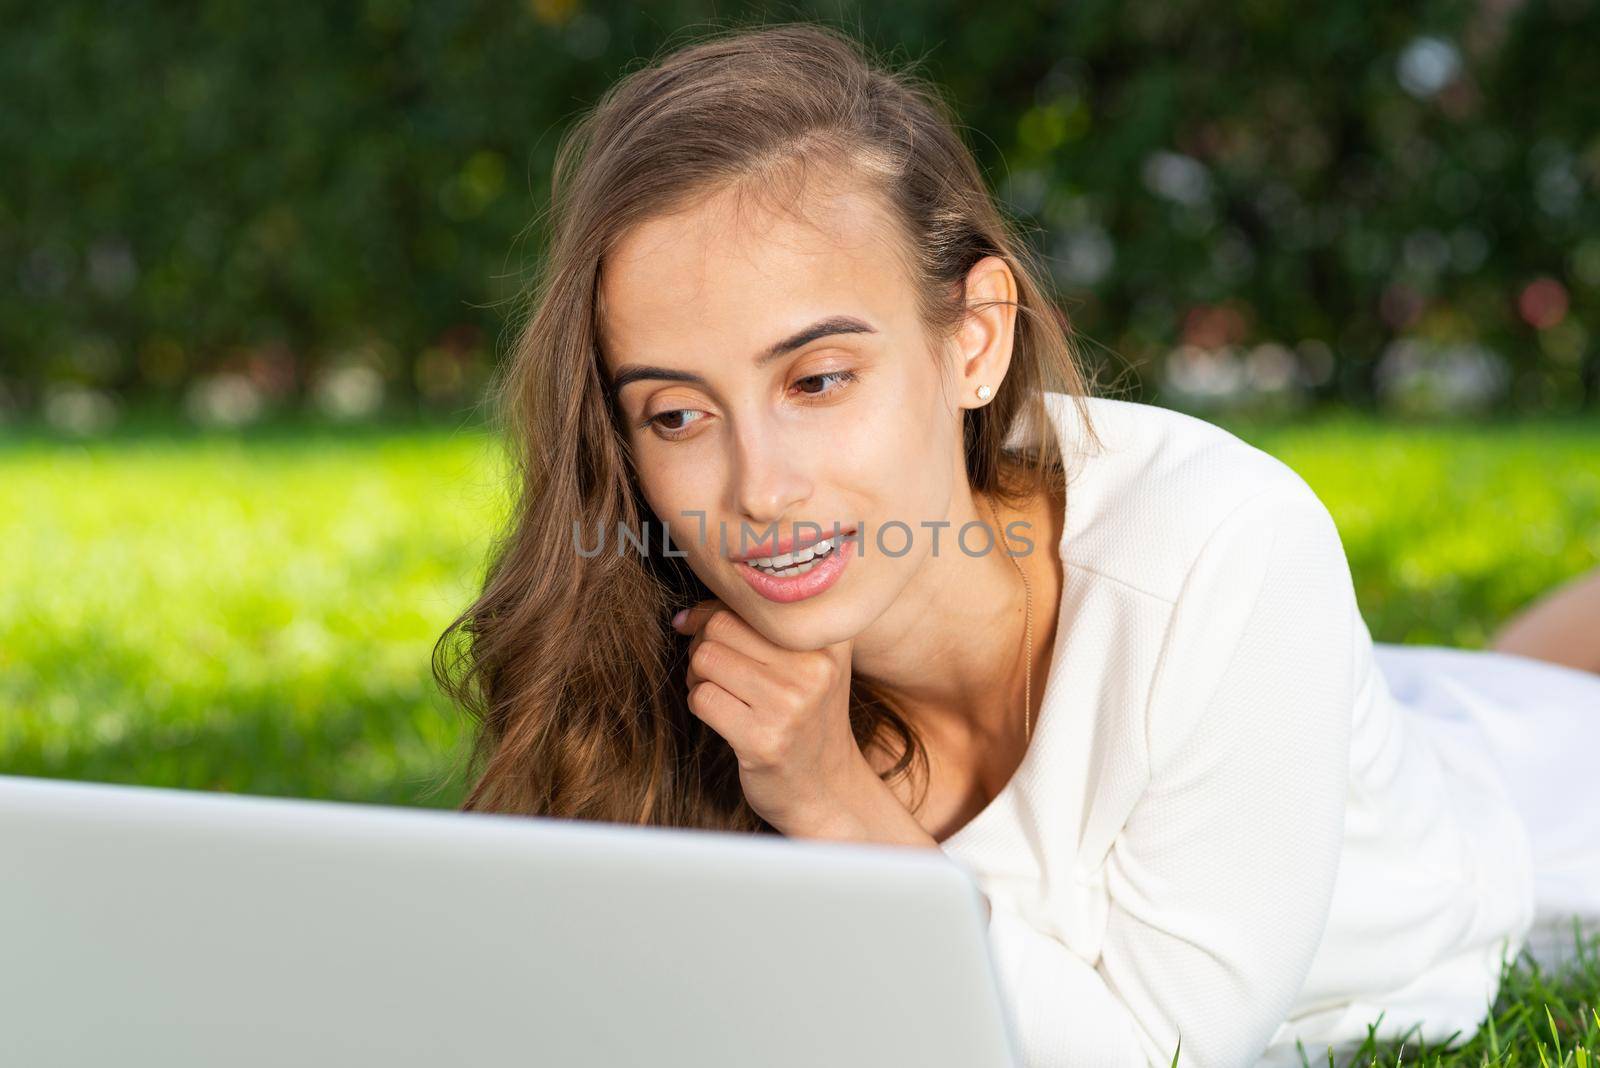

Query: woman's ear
left=952, top=255, right=1019, bottom=408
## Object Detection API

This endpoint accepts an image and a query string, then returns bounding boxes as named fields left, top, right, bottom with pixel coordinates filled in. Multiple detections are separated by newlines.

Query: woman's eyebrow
left=761, top=315, right=877, bottom=362
left=609, top=315, right=876, bottom=393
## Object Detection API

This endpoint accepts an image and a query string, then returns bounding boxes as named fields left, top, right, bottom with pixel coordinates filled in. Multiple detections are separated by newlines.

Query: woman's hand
left=671, top=597, right=935, bottom=848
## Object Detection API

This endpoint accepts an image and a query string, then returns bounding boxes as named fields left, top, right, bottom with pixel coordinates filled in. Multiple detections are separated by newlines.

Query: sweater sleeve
left=973, top=488, right=1358, bottom=1067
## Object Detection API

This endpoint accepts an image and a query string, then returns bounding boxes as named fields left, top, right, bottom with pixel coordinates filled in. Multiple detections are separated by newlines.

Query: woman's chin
left=734, top=598, right=861, bottom=653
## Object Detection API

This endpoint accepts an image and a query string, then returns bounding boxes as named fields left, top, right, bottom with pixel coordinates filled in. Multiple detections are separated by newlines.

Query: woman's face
left=597, top=179, right=994, bottom=652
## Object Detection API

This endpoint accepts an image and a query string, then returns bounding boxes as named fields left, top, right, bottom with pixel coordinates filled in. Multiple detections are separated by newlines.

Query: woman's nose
left=729, top=421, right=813, bottom=526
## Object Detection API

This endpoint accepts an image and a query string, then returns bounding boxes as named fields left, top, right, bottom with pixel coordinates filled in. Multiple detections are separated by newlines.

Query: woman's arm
left=961, top=488, right=1358, bottom=1067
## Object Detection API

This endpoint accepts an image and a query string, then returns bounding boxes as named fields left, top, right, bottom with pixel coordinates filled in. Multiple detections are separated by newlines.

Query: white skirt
left=1372, top=642, right=1600, bottom=975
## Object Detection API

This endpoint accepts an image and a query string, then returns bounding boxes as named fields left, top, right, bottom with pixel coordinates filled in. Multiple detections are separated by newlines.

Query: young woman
left=434, top=22, right=1600, bottom=1067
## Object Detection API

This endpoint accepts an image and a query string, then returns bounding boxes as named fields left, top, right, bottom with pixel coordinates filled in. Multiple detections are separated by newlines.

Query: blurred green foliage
left=2, top=2, right=1597, bottom=425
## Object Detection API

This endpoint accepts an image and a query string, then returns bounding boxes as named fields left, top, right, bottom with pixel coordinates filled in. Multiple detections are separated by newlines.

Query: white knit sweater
left=938, top=393, right=1536, bottom=1067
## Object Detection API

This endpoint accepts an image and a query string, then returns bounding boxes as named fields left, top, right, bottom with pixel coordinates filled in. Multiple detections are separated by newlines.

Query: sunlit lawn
left=1, top=418, right=510, bottom=808
left=3, top=409, right=1598, bottom=1066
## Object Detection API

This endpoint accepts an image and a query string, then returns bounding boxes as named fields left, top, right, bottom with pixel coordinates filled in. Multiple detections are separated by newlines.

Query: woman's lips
left=733, top=535, right=855, bottom=604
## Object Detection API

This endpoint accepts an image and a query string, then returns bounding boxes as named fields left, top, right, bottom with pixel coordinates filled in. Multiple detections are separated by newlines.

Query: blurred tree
left=0, top=0, right=1594, bottom=421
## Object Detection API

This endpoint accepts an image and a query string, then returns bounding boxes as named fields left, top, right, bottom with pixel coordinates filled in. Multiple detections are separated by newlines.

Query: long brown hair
left=433, top=20, right=1099, bottom=832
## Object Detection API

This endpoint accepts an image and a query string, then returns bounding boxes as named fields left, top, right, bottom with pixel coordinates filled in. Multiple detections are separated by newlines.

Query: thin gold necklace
left=986, top=492, right=1033, bottom=743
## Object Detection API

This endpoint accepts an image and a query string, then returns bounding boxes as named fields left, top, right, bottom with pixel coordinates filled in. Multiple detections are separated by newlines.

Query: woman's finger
left=684, top=678, right=752, bottom=747
left=673, top=599, right=775, bottom=664
left=671, top=599, right=723, bottom=635
left=685, top=637, right=770, bottom=707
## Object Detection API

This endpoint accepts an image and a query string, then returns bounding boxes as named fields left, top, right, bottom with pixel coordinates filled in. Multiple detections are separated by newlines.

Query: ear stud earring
left=975, top=384, right=993, bottom=401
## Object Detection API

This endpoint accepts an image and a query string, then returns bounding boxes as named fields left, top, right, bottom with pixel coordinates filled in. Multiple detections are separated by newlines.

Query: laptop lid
left=0, top=773, right=1020, bottom=1067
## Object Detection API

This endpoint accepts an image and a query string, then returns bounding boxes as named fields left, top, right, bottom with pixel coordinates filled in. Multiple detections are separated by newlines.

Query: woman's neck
left=850, top=469, right=1066, bottom=764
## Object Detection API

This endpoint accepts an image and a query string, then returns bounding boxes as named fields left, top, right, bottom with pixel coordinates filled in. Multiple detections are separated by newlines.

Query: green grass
left=3, top=410, right=1598, bottom=1066
left=0, top=417, right=510, bottom=808
left=1228, top=415, right=1600, bottom=652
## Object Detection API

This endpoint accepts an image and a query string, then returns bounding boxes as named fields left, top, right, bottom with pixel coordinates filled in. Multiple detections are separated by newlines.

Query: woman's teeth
left=747, top=536, right=838, bottom=577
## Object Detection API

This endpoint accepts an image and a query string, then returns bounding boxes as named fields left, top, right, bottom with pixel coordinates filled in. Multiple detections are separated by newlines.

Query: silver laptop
left=0, top=773, right=1019, bottom=1067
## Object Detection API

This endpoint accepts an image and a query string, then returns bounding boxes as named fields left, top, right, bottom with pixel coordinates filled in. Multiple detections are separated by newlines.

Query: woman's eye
left=794, top=369, right=859, bottom=397
left=644, top=408, right=706, bottom=437
left=642, top=369, right=859, bottom=441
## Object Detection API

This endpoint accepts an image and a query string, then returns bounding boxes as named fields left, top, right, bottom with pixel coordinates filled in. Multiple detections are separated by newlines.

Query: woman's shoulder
left=1045, top=393, right=1337, bottom=603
